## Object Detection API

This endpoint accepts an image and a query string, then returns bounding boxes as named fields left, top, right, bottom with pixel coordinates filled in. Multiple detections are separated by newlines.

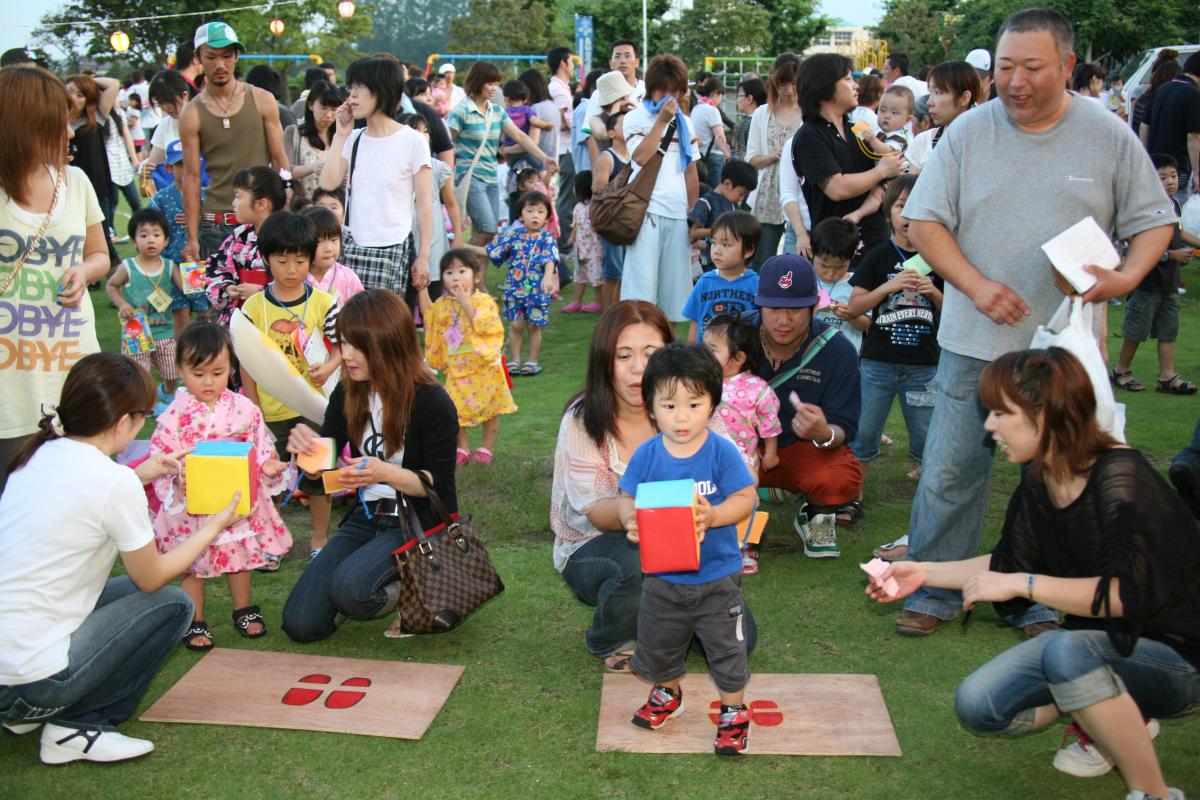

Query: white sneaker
left=795, top=511, right=840, bottom=558
left=1126, top=789, right=1185, bottom=800
left=39, top=722, right=154, bottom=764
left=1054, top=718, right=1160, bottom=777
left=3, top=722, right=40, bottom=735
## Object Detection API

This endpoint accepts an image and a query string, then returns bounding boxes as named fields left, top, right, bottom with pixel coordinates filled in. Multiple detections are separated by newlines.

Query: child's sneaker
left=714, top=704, right=751, bottom=755
left=795, top=510, right=840, bottom=558
left=631, top=684, right=684, bottom=730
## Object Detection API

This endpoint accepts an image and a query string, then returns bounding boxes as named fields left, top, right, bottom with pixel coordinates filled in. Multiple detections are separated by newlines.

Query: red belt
left=202, top=212, right=238, bottom=225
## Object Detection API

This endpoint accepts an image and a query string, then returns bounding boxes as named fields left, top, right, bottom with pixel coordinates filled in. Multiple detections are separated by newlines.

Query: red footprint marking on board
left=281, top=673, right=332, bottom=706
left=325, top=677, right=371, bottom=709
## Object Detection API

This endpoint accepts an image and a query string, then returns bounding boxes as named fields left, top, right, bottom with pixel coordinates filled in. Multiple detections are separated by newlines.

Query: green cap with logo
left=194, top=21, right=244, bottom=52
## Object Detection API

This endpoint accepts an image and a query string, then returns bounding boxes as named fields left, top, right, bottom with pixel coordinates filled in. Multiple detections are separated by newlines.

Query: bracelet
left=1027, top=572, right=1036, bottom=601
left=811, top=426, right=836, bottom=449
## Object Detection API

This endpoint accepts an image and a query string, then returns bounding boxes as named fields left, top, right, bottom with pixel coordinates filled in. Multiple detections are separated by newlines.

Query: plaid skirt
left=341, top=232, right=414, bottom=294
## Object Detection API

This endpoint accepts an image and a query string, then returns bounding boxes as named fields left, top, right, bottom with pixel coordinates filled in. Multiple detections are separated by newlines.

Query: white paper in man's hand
left=1040, top=216, right=1121, bottom=294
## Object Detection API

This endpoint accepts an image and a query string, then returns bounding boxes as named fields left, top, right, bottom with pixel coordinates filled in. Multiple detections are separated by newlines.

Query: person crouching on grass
left=617, top=342, right=757, bottom=755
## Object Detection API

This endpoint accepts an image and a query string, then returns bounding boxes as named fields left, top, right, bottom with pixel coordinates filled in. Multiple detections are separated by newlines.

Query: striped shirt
left=447, top=98, right=506, bottom=184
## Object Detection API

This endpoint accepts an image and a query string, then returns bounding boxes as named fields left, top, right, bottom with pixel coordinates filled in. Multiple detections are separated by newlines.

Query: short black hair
left=738, top=77, right=767, bottom=106
left=812, top=217, right=859, bottom=261
left=175, top=40, right=196, bottom=70
left=303, top=66, right=327, bottom=90
left=515, top=190, right=553, bottom=216
left=997, top=8, right=1075, bottom=61
left=298, top=204, right=342, bottom=240
left=720, top=159, right=758, bottom=192
left=1151, top=153, right=1179, bottom=171
left=796, top=53, right=854, bottom=123
left=603, top=108, right=627, bottom=131
left=516, top=167, right=540, bottom=187
left=703, top=313, right=763, bottom=374
left=710, top=210, right=761, bottom=260
left=1184, top=51, right=1200, bottom=77
left=245, top=64, right=284, bottom=100
left=405, top=76, right=429, bottom=98
left=257, top=211, right=318, bottom=262
left=641, top=342, right=723, bottom=412
left=149, top=69, right=189, bottom=105
left=345, top=58, right=404, bottom=117
left=127, top=207, right=170, bottom=241
left=503, top=80, right=528, bottom=101
left=887, top=52, right=910, bottom=75
left=882, top=174, right=918, bottom=227
left=611, top=39, right=638, bottom=58
left=574, top=170, right=593, bottom=203
left=232, top=166, right=286, bottom=214
left=548, top=46, right=572, bottom=75
left=176, top=322, right=235, bottom=370
left=312, top=186, right=345, bottom=206
left=441, top=247, right=484, bottom=275
left=1, top=48, right=38, bottom=68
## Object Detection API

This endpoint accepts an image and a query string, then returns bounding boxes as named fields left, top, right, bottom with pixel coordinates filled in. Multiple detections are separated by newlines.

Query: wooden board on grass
left=596, top=673, right=901, bottom=756
left=141, top=649, right=464, bottom=740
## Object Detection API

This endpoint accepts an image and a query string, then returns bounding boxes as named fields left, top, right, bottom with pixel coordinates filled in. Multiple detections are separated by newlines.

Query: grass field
left=1, top=220, right=1198, bottom=799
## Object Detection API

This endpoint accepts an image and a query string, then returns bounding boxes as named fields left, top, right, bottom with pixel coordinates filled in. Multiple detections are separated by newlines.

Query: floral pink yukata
left=717, top=372, right=782, bottom=468
left=150, top=388, right=292, bottom=578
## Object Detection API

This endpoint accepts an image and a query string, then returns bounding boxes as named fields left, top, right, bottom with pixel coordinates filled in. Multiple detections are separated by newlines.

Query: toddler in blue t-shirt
left=683, top=210, right=762, bottom=343
left=617, top=342, right=756, bottom=755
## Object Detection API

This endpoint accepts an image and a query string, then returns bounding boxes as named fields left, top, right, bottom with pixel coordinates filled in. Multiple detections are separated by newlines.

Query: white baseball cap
left=965, top=48, right=992, bottom=73
left=438, top=63, right=456, bottom=74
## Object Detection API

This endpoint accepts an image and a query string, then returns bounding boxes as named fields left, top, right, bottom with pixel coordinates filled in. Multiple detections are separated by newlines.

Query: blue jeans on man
left=903, top=350, right=1058, bottom=626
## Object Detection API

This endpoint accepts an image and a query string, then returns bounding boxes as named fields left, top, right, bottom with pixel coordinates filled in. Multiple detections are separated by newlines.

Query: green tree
left=364, top=0, right=469, bottom=62
left=448, top=0, right=556, bottom=56
left=34, top=0, right=371, bottom=76
left=754, top=0, right=831, bottom=56
left=872, top=0, right=962, bottom=70
left=556, top=0, right=672, bottom=60
left=660, top=0, right=772, bottom=68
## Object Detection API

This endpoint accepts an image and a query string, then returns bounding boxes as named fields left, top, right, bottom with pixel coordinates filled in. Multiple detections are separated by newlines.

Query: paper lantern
left=337, top=1, right=356, bottom=18
left=269, top=18, right=286, bottom=36
left=110, top=30, right=131, bottom=52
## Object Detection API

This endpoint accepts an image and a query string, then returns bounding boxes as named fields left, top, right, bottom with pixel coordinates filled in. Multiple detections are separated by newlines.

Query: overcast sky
left=2, top=0, right=885, bottom=61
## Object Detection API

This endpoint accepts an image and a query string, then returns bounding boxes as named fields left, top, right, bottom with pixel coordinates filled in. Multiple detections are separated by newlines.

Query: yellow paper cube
left=185, top=441, right=256, bottom=516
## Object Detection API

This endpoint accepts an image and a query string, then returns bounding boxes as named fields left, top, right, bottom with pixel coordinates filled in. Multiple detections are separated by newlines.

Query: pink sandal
left=469, top=447, right=493, bottom=465
left=455, top=448, right=471, bottom=466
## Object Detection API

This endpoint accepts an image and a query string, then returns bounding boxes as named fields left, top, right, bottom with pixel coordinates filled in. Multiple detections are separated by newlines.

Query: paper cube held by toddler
left=635, top=479, right=700, bottom=573
left=186, top=441, right=258, bottom=516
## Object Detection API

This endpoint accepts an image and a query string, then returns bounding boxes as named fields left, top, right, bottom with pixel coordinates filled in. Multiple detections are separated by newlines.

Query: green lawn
left=2, top=227, right=1198, bottom=798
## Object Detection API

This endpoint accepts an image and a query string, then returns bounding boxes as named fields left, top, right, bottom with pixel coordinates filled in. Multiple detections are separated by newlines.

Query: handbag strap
left=457, top=106, right=494, bottom=190
left=0, top=169, right=64, bottom=298
left=412, top=469, right=456, bottom=530
left=343, top=129, right=365, bottom=228
left=768, top=326, right=838, bottom=390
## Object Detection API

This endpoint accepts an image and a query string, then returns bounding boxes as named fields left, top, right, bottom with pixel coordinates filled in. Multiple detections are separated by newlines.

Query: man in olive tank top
left=179, top=22, right=290, bottom=262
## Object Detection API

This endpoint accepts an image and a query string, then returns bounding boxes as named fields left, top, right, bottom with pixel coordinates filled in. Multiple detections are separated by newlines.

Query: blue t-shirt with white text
left=682, top=269, right=759, bottom=342
left=619, top=432, right=754, bottom=584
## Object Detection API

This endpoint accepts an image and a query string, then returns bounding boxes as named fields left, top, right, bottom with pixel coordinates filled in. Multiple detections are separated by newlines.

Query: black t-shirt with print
left=849, top=239, right=943, bottom=365
left=793, top=113, right=888, bottom=247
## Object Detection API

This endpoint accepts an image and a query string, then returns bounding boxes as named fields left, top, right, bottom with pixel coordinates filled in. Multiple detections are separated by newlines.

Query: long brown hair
left=568, top=300, right=674, bottom=448
left=10, top=353, right=155, bottom=473
left=67, top=74, right=102, bottom=129
left=337, top=289, right=436, bottom=454
left=0, top=67, right=70, bottom=205
left=767, top=53, right=800, bottom=111
left=978, top=347, right=1118, bottom=483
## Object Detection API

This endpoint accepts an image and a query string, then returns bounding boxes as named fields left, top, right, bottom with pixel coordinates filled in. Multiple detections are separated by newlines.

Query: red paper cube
left=635, top=479, right=700, bottom=573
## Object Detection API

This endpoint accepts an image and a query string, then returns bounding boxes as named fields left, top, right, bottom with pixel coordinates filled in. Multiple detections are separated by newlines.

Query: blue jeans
left=752, top=222, right=785, bottom=268
left=281, top=507, right=415, bottom=643
left=703, top=151, right=725, bottom=188
left=956, top=629, right=1200, bottom=735
left=851, top=358, right=937, bottom=463
left=601, top=237, right=625, bottom=282
left=466, top=177, right=501, bottom=234
left=904, top=351, right=1057, bottom=625
left=561, top=532, right=758, bottom=659
left=0, top=578, right=192, bottom=731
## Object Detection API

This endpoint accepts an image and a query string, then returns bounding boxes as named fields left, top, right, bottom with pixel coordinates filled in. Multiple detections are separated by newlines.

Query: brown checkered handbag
left=390, top=473, right=504, bottom=634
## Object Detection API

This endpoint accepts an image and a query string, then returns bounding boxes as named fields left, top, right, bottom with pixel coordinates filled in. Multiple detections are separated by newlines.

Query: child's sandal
left=469, top=447, right=494, bottom=465
left=522, top=361, right=543, bottom=376
left=1111, top=367, right=1146, bottom=392
left=456, top=447, right=471, bottom=466
left=183, top=621, right=214, bottom=652
left=232, top=605, right=267, bottom=638
left=254, top=554, right=283, bottom=573
left=1156, top=373, right=1198, bottom=395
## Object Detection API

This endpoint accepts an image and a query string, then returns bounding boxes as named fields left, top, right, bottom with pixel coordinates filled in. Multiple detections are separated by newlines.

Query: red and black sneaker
left=714, top=704, right=751, bottom=755
left=631, top=684, right=684, bottom=730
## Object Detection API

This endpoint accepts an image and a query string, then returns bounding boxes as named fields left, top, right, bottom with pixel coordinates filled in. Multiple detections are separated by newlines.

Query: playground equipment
left=241, top=53, right=324, bottom=67
left=425, top=53, right=585, bottom=83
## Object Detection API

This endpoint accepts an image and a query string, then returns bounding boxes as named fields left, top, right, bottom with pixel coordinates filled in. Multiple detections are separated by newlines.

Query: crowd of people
left=0, top=8, right=1198, bottom=798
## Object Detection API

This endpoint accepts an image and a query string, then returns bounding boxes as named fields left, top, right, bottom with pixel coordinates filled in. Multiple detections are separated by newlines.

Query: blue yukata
left=487, top=224, right=559, bottom=327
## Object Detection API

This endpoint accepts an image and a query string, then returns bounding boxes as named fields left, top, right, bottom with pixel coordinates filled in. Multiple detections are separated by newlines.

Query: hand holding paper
left=860, top=558, right=900, bottom=598
left=1040, top=216, right=1120, bottom=294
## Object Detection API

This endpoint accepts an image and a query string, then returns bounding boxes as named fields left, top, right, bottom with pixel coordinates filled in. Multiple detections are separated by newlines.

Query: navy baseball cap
left=754, top=254, right=818, bottom=309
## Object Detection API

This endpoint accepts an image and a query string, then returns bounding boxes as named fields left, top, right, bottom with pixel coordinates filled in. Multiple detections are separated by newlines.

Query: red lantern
left=269, top=18, right=285, bottom=36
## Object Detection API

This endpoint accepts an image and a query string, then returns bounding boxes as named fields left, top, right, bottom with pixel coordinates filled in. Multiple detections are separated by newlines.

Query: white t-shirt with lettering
left=0, top=438, right=155, bottom=684
left=341, top=126, right=432, bottom=247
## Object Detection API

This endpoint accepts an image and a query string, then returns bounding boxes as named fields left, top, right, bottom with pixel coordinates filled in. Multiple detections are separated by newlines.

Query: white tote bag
left=1030, top=296, right=1126, bottom=442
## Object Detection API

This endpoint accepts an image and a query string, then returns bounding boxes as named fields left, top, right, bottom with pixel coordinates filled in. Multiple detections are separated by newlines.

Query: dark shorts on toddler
left=1122, top=289, right=1179, bottom=343
left=631, top=573, right=750, bottom=694
left=170, top=282, right=211, bottom=313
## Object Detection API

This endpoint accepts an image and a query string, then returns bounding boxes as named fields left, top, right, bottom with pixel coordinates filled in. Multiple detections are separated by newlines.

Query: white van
left=1120, top=45, right=1200, bottom=120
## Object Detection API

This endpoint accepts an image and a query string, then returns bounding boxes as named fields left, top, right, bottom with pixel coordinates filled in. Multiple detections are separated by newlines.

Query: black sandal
left=232, top=605, right=267, bottom=639
left=1156, top=373, right=1198, bottom=395
left=183, top=621, right=214, bottom=651
left=1111, top=367, right=1146, bottom=392
left=836, top=499, right=864, bottom=525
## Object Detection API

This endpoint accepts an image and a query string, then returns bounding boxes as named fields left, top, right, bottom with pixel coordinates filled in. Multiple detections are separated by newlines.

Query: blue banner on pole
left=575, top=15, right=594, bottom=73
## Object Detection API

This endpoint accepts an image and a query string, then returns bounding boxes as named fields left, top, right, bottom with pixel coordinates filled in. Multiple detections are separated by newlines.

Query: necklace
left=208, top=82, right=241, bottom=130
left=760, top=327, right=804, bottom=370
